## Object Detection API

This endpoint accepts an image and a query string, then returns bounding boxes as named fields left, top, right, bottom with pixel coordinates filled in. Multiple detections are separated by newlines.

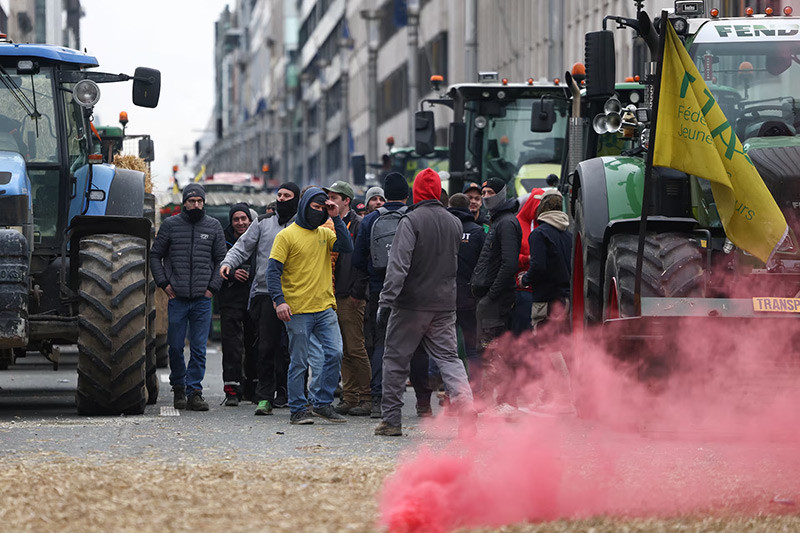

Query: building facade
left=6, top=0, right=81, bottom=48
left=198, top=0, right=764, bottom=189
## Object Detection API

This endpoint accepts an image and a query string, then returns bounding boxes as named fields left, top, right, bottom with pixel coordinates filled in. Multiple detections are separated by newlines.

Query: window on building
left=326, top=137, right=341, bottom=175
left=378, top=64, right=408, bottom=124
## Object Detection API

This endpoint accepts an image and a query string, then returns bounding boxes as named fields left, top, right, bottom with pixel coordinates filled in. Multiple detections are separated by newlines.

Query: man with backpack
left=353, top=172, right=432, bottom=418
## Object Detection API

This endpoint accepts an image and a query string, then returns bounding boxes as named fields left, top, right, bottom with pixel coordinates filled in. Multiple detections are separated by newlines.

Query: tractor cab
left=415, top=73, right=570, bottom=197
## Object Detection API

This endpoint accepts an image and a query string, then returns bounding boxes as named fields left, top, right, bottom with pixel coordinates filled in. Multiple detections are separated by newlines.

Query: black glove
left=376, top=306, right=390, bottom=329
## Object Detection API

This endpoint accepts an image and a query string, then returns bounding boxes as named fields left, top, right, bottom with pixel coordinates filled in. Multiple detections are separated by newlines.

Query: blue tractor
left=0, top=39, right=161, bottom=415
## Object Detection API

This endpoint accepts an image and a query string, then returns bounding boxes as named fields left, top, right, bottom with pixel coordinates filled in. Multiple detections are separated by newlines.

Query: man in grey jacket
left=219, top=182, right=300, bottom=415
left=150, top=183, right=227, bottom=411
left=375, top=168, right=476, bottom=437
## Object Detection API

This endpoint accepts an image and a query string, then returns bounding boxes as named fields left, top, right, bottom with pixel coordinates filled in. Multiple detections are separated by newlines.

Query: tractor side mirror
left=531, top=99, right=555, bottom=132
left=132, top=67, right=161, bottom=108
left=351, top=154, right=366, bottom=186
left=415, top=110, right=435, bottom=156
left=584, top=31, right=616, bottom=98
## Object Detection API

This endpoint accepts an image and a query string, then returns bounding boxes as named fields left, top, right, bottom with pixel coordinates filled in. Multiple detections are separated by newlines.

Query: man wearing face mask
left=151, top=183, right=227, bottom=411
left=220, top=182, right=300, bottom=415
left=470, top=177, right=521, bottom=398
left=266, top=188, right=354, bottom=425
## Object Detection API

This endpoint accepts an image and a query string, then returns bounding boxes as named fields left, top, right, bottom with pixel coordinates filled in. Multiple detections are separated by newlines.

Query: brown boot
left=348, top=400, right=372, bottom=416
left=374, top=420, right=402, bottom=436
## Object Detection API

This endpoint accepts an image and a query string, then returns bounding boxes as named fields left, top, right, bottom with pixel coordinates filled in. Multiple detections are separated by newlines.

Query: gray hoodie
left=221, top=213, right=295, bottom=303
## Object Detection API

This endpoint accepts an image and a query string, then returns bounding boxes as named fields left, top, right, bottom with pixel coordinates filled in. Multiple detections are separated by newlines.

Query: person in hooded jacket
left=521, top=189, right=575, bottom=415
left=220, top=182, right=301, bottom=415
left=470, top=178, right=522, bottom=352
left=150, top=183, right=227, bottom=411
left=266, top=187, right=354, bottom=425
left=447, top=193, right=486, bottom=388
left=217, top=203, right=257, bottom=406
left=375, top=168, right=476, bottom=437
left=521, top=189, right=571, bottom=334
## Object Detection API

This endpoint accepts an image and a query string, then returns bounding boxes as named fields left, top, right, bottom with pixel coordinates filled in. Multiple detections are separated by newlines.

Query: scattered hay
left=0, top=454, right=392, bottom=532
left=113, top=154, right=152, bottom=193
left=2, top=453, right=798, bottom=532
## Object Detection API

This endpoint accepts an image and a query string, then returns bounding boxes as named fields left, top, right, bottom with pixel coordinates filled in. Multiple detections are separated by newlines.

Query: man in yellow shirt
left=266, top=187, right=354, bottom=425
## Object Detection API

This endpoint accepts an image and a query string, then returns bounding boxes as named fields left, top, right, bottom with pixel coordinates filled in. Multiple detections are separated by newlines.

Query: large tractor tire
left=155, top=334, right=169, bottom=368
left=145, top=277, right=159, bottom=404
left=602, top=232, right=705, bottom=319
left=76, top=234, right=148, bottom=415
left=571, top=198, right=604, bottom=330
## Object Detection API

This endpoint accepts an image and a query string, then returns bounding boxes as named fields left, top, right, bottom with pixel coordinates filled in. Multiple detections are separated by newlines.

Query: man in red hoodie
left=375, top=168, right=476, bottom=437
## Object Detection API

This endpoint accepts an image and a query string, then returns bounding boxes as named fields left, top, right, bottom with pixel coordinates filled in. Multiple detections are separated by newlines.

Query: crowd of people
left=149, top=169, right=573, bottom=434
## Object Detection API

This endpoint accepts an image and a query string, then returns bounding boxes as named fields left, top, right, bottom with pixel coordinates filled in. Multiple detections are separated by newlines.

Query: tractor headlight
left=73, top=79, right=101, bottom=108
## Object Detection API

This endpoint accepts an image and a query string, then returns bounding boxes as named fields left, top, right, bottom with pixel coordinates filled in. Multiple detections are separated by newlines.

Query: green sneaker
left=254, top=400, right=273, bottom=416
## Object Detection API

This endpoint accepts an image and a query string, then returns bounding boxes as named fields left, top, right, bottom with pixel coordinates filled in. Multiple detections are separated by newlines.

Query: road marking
left=159, top=373, right=169, bottom=383
left=160, top=407, right=180, bottom=416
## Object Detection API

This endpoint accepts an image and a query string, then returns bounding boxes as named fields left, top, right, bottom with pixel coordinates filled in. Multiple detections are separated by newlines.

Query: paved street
left=0, top=342, right=443, bottom=462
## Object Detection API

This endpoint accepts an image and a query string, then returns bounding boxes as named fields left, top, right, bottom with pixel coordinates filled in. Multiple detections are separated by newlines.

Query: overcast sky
left=80, top=1, right=230, bottom=191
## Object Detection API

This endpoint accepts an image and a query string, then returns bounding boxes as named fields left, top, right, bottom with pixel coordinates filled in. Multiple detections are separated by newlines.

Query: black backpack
left=369, top=206, right=408, bottom=270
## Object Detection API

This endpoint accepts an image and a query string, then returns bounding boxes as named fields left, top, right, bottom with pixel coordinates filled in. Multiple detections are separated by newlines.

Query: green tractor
left=565, top=1, right=800, bottom=368
left=415, top=72, right=570, bottom=198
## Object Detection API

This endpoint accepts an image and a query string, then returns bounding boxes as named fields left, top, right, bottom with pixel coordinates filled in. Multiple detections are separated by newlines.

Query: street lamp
left=339, top=37, right=354, bottom=183
left=300, top=72, right=313, bottom=186
left=407, top=0, right=420, bottom=147
left=360, top=9, right=379, bottom=168
left=317, top=58, right=330, bottom=182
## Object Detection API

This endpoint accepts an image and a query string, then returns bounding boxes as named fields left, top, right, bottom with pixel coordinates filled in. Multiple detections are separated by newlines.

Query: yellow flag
left=653, top=21, right=788, bottom=264
left=193, top=164, right=206, bottom=183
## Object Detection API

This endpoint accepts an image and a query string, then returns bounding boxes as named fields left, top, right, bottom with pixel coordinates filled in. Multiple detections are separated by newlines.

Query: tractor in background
left=415, top=72, right=570, bottom=198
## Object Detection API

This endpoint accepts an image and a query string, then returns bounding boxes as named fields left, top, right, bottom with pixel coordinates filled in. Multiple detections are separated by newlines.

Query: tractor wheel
left=603, top=232, right=705, bottom=320
left=76, top=234, right=148, bottom=415
left=571, top=197, right=604, bottom=331
left=145, top=277, right=159, bottom=404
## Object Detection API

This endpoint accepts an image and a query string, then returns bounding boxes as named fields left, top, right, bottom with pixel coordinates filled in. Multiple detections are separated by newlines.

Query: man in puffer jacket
left=150, top=183, right=227, bottom=411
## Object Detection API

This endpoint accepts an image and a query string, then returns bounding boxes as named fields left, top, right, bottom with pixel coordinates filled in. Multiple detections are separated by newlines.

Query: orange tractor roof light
left=766, top=7, right=774, bottom=15
left=745, top=6, right=754, bottom=16
left=785, top=6, right=794, bottom=15
left=710, top=8, right=719, bottom=17
left=118, top=111, right=128, bottom=126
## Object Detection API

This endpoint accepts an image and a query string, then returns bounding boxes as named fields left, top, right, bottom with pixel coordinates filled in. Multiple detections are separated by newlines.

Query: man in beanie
left=217, top=203, right=256, bottom=406
left=375, top=168, right=476, bottom=437
left=352, top=172, right=409, bottom=418
left=266, top=187, right=354, bottom=425
left=151, top=183, right=226, bottom=411
left=220, top=182, right=300, bottom=415
left=323, top=180, right=371, bottom=416
left=364, top=186, right=385, bottom=214
left=470, top=177, right=521, bottom=403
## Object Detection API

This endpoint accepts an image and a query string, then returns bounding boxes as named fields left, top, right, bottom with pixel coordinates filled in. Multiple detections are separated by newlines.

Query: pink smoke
left=379, top=317, right=800, bottom=532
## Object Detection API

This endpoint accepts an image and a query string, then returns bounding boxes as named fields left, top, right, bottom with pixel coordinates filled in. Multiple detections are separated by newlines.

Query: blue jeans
left=284, top=308, right=343, bottom=414
left=167, top=296, right=212, bottom=395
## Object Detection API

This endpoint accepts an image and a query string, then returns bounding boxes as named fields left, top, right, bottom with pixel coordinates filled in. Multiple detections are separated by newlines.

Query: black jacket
left=150, top=211, right=227, bottom=300
left=217, top=225, right=254, bottom=309
left=333, top=209, right=369, bottom=300
left=470, top=198, right=521, bottom=300
left=522, top=221, right=571, bottom=303
left=448, top=207, right=486, bottom=310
